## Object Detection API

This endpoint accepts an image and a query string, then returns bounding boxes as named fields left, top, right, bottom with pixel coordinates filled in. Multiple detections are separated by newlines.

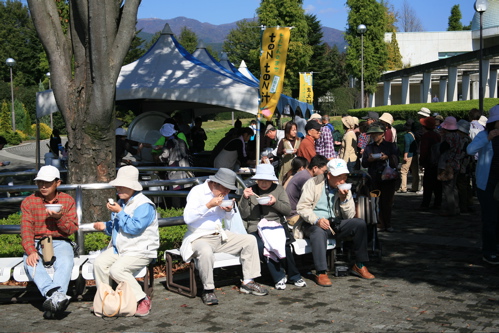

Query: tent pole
left=36, top=118, right=40, bottom=170
left=255, top=114, right=260, bottom=167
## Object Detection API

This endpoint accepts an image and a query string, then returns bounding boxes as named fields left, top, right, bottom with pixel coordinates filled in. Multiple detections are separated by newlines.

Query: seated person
left=93, top=166, right=159, bottom=317
left=181, top=168, right=268, bottom=305
left=296, top=159, right=374, bottom=287
left=21, top=166, right=78, bottom=318
left=239, top=164, right=306, bottom=290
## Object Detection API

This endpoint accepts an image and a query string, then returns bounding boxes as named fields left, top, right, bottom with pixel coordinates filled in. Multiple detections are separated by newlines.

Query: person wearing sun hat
left=378, top=112, right=397, bottom=143
left=418, top=116, right=442, bottom=211
left=20, top=165, right=78, bottom=319
left=362, top=124, right=400, bottom=232
left=467, top=104, right=499, bottom=264
left=93, top=165, right=159, bottom=316
left=181, top=168, right=268, bottom=305
left=239, top=164, right=307, bottom=290
left=340, top=116, right=358, bottom=172
left=297, top=158, right=374, bottom=286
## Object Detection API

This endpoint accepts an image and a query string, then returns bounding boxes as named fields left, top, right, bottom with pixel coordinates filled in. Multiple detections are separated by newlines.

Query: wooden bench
left=164, top=238, right=336, bottom=298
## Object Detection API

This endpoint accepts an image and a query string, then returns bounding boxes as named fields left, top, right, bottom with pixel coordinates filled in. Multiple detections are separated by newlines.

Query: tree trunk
left=27, top=0, right=141, bottom=222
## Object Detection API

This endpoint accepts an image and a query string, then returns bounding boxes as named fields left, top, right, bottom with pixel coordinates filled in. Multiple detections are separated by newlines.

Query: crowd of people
left=17, top=105, right=499, bottom=318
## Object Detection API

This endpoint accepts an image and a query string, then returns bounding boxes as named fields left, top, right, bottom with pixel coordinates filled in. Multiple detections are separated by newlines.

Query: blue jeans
left=23, top=240, right=74, bottom=297
left=477, top=180, right=499, bottom=256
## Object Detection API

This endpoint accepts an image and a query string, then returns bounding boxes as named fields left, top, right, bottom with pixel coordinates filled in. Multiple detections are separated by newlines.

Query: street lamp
left=475, top=0, right=488, bottom=113
left=46, top=72, right=53, bottom=128
left=357, top=24, right=367, bottom=109
left=5, top=58, right=16, bottom=131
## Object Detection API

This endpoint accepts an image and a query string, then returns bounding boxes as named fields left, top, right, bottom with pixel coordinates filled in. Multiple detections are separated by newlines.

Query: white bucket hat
left=34, top=165, right=61, bottom=182
left=209, top=168, right=238, bottom=190
left=379, top=113, right=394, bottom=125
left=109, top=165, right=143, bottom=191
left=327, top=159, right=350, bottom=176
left=418, top=107, right=431, bottom=117
left=160, top=123, right=177, bottom=137
left=251, top=164, right=278, bottom=181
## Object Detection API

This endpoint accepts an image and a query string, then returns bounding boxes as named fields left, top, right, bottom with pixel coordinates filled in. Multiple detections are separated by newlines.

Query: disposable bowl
left=220, top=200, right=233, bottom=207
left=45, top=204, right=62, bottom=212
left=256, top=196, right=271, bottom=205
left=337, top=183, right=352, bottom=191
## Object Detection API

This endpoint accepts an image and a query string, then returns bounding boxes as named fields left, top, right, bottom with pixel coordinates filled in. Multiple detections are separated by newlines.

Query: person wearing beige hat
left=339, top=116, right=358, bottom=172
left=378, top=112, right=397, bottom=143
left=93, top=166, right=159, bottom=316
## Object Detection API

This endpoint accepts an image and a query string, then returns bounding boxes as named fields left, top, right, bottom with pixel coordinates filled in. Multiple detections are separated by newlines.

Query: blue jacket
left=467, top=130, right=493, bottom=191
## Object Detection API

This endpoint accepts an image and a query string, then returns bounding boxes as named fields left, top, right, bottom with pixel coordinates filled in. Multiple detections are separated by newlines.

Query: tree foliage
left=345, top=0, right=388, bottom=96
left=398, top=0, right=424, bottom=32
left=27, top=0, right=141, bottom=221
left=447, top=4, right=463, bottom=31
left=222, top=19, right=261, bottom=77
left=386, top=32, right=403, bottom=70
left=177, top=26, right=199, bottom=54
left=257, top=0, right=313, bottom=96
left=305, top=14, right=329, bottom=106
left=123, top=30, right=146, bottom=66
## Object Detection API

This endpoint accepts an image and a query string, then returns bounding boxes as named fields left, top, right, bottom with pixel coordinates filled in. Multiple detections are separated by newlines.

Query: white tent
left=116, top=24, right=259, bottom=115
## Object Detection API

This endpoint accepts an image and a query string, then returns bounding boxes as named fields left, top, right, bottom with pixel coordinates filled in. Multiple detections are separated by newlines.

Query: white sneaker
left=293, top=278, right=307, bottom=287
left=275, top=277, right=287, bottom=290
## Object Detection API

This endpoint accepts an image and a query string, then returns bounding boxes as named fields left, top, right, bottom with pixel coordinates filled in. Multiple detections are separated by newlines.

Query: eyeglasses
left=35, top=180, right=56, bottom=188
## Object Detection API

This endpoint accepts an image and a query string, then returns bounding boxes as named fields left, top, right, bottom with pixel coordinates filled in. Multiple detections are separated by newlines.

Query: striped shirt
left=21, top=191, right=78, bottom=255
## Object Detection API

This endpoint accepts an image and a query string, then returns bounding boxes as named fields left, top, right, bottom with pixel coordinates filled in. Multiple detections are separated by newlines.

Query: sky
left=137, top=0, right=477, bottom=32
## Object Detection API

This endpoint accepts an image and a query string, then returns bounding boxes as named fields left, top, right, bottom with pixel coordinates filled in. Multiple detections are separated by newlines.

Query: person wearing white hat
left=93, top=166, right=159, bottom=316
left=469, top=108, right=485, bottom=141
left=467, top=104, right=499, bottom=264
left=20, top=165, right=78, bottom=319
left=297, top=159, right=374, bottom=287
left=239, top=164, right=306, bottom=290
left=181, top=168, right=268, bottom=305
left=378, top=112, right=397, bottom=143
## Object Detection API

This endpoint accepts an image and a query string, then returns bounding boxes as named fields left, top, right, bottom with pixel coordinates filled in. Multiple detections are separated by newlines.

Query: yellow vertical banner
left=259, top=27, right=291, bottom=121
left=299, top=72, right=313, bottom=104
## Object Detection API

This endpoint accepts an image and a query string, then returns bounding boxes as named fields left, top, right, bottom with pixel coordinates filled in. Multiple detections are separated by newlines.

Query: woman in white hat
left=339, top=116, right=358, bottom=173
left=92, top=166, right=159, bottom=316
left=239, top=164, right=306, bottom=290
left=378, top=113, right=397, bottom=143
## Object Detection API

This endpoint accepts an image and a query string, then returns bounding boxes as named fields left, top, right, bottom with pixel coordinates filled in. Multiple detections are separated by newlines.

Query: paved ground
left=1, top=142, right=499, bottom=331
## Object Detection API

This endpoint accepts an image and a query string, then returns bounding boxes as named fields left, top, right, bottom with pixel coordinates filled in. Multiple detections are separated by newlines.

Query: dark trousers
left=377, top=179, right=397, bottom=229
left=441, top=172, right=459, bottom=215
left=456, top=172, right=473, bottom=211
left=477, top=180, right=499, bottom=256
left=304, top=218, right=369, bottom=272
left=421, top=166, right=442, bottom=208
left=250, top=232, right=301, bottom=283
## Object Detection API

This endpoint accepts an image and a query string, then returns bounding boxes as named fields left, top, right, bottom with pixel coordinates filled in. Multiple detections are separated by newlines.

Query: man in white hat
left=297, top=159, right=374, bottom=287
left=21, top=165, right=78, bottom=319
left=93, top=166, right=159, bottom=316
left=181, top=168, right=268, bottom=305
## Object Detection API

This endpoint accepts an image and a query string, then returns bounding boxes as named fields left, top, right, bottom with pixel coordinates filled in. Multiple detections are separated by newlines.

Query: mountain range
left=136, top=17, right=347, bottom=53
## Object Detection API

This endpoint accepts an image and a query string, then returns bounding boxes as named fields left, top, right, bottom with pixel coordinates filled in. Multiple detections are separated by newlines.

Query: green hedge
left=348, top=98, right=499, bottom=120
left=0, top=207, right=186, bottom=263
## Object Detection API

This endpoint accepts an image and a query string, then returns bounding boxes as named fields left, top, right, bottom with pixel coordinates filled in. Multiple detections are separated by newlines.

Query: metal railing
left=0, top=166, right=250, bottom=254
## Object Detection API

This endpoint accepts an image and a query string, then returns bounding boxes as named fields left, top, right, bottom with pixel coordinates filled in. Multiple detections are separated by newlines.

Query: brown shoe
left=351, top=265, right=375, bottom=279
left=314, top=273, right=332, bottom=287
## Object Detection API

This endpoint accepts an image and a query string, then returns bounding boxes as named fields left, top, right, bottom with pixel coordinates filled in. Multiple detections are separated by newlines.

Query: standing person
left=469, top=108, right=485, bottom=140
left=297, top=120, right=322, bottom=162
left=21, top=166, right=78, bottom=318
left=158, top=123, right=192, bottom=189
left=357, top=121, right=370, bottom=158
left=190, top=116, right=208, bottom=153
left=181, top=168, right=268, bottom=305
left=249, top=120, right=257, bottom=141
left=362, top=125, right=399, bottom=232
left=378, top=113, right=397, bottom=143
left=322, top=115, right=335, bottom=132
left=49, top=129, right=62, bottom=158
left=456, top=120, right=473, bottom=213
left=276, top=121, right=301, bottom=184
left=398, top=120, right=419, bottom=193
left=310, top=113, right=337, bottom=160
left=115, top=128, right=138, bottom=167
left=418, top=117, right=442, bottom=210
left=467, top=104, right=499, bottom=264
left=296, top=159, right=375, bottom=286
left=339, top=116, right=358, bottom=173
left=214, top=127, right=254, bottom=171
left=294, top=111, right=307, bottom=138
left=93, top=166, right=159, bottom=317
left=362, top=111, right=379, bottom=126
left=239, top=164, right=306, bottom=290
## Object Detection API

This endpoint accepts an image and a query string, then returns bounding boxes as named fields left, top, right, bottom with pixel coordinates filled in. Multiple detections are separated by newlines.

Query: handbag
left=93, top=281, right=137, bottom=317
left=381, top=160, right=399, bottom=181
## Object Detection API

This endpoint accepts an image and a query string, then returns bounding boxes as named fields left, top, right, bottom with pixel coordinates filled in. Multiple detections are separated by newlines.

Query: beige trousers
left=93, top=247, right=152, bottom=302
left=400, top=156, right=420, bottom=191
left=191, top=231, right=261, bottom=290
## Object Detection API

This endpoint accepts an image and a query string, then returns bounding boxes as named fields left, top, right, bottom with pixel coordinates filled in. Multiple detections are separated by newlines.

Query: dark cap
left=362, top=111, right=379, bottom=120
left=305, top=120, right=322, bottom=132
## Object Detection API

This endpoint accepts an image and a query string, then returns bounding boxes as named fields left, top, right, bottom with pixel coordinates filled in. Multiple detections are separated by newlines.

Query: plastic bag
left=381, top=160, right=399, bottom=181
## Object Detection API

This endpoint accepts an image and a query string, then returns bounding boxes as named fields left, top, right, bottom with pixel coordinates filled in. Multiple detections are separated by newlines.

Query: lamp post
left=46, top=72, right=53, bottom=128
left=357, top=24, right=367, bottom=109
left=5, top=58, right=16, bottom=131
left=475, top=0, right=488, bottom=113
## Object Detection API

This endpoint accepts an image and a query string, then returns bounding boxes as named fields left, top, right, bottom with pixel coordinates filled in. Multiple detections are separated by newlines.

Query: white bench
left=13, top=255, right=89, bottom=282
left=164, top=238, right=336, bottom=298
left=0, top=258, right=24, bottom=283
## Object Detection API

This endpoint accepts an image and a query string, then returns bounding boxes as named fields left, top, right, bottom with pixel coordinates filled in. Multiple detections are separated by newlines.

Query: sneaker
left=351, top=265, right=375, bottom=279
left=201, top=292, right=219, bottom=305
left=275, top=277, right=287, bottom=290
left=43, top=291, right=71, bottom=313
left=293, top=278, right=307, bottom=287
left=239, top=281, right=269, bottom=296
left=135, top=296, right=151, bottom=316
left=483, top=254, right=499, bottom=265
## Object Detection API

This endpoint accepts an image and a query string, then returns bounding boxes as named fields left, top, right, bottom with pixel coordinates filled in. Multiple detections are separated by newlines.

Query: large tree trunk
left=27, top=0, right=141, bottom=221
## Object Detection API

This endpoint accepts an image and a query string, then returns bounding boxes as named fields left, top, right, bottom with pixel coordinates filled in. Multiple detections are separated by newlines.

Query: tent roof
left=116, top=24, right=259, bottom=115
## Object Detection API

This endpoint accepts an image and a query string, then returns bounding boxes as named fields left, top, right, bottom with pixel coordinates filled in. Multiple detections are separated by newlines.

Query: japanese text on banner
left=299, top=72, right=313, bottom=104
left=259, top=27, right=291, bottom=121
